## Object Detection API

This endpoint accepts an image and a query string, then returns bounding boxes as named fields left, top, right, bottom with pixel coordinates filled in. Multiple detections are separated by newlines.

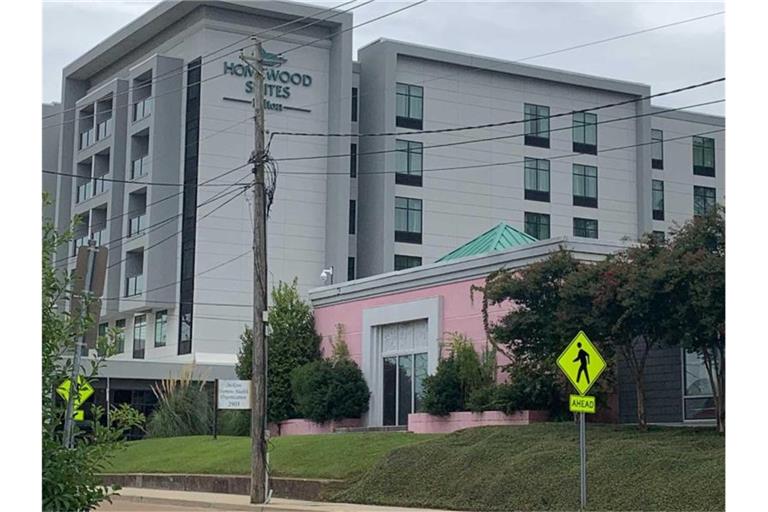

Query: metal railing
left=133, top=97, right=153, bottom=121
left=79, top=128, right=95, bottom=149
left=97, top=118, right=113, bottom=140
left=131, top=156, right=149, bottom=179
left=125, top=275, right=144, bottom=297
left=76, top=180, right=93, bottom=203
left=71, top=235, right=89, bottom=256
left=128, top=214, right=146, bottom=237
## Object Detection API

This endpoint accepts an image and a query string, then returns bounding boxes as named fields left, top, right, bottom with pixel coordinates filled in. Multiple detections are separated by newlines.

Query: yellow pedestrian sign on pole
left=557, top=331, right=606, bottom=396
left=57, top=375, right=94, bottom=410
left=569, top=394, right=596, bottom=414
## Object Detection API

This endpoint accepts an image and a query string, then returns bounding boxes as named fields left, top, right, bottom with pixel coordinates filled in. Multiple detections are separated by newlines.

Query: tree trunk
left=634, top=374, right=647, bottom=431
left=702, top=346, right=725, bottom=434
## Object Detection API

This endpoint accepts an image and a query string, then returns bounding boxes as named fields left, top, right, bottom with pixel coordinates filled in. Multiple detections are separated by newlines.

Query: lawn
left=337, top=423, right=724, bottom=511
left=104, top=432, right=441, bottom=480
left=105, top=424, right=724, bottom=511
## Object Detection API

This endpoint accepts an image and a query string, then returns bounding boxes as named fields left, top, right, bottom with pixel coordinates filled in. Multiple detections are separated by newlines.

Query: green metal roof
left=436, top=222, right=538, bottom=262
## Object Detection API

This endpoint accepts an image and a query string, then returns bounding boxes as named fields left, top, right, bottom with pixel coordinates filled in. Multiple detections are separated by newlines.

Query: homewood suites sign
left=223, top=49, right=313, bottom=112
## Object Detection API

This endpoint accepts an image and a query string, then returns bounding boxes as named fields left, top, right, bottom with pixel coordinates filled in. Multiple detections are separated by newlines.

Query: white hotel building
left=44, top=0, right=724, bottom=412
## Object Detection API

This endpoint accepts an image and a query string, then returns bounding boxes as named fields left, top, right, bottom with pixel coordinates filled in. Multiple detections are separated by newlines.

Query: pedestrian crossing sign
left=557, top=331, right=606, bottom=396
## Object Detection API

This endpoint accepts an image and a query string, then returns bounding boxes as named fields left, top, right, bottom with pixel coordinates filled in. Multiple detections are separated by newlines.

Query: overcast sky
left=42, top=0, right=725, bottom=115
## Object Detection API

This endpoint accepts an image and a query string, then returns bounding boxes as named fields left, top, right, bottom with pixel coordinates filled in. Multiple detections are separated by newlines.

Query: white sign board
left=217, top=380, right=251, bottom=410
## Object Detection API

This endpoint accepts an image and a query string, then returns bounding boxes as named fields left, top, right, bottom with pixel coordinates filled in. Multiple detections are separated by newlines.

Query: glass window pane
left=414, top=353, right=428, bottom=412
left=410, top=96, right=423, bottom=120
left=396, top=83, right=408, bottom=95
left=395, top=140, right=408, bottom=173
left=396, top=94, right=408, bottom=117
left=540, top=167, right=550, bottom=192
left=398, top=355, right=413, bottom=426
left=383, top=357, right=397, bottom=426
left=395, top=207, right=407, bottom=231
left=684, top=397, right=716, bottom=420
left=684, top=351, right=713, bottom=396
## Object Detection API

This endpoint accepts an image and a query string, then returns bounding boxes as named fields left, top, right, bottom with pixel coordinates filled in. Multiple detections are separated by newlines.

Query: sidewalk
left=100, top=487, right=462, bottom=512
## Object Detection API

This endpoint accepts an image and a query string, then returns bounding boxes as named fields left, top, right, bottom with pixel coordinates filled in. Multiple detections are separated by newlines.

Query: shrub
left=291, top=359, right=370, bottom=423
left=494, top=363, right=564, bottom=416
left=421, top=357, right=464, bottom=416
left=466, top=385, right=498, bottom=413
left=146, top=368, right=213, bottom=438
left=218, top=410, right=250, bottom=436
left=235, top=279, right=322, bottom=423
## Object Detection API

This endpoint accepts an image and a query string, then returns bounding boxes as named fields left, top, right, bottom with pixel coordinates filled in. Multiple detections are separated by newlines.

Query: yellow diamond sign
left=557, top=331, right=606, bottom=396
left=57, top=375, right=95, bottom=409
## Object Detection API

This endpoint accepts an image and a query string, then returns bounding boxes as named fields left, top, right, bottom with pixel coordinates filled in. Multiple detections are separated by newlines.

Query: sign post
left=556, top=331, right=606, bottom=511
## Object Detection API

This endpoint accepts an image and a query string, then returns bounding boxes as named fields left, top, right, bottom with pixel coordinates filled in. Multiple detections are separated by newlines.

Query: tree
left=664, top=206, right=725, bottom=432
left=235, top=279, right=321, bottom=423
left=42, top=205, right=144, bottom=511
left=481, top=250, right=581, bottom=399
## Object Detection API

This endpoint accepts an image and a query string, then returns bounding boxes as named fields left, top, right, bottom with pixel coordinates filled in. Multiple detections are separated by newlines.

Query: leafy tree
left=421, top=357, right=463, bottom=416
left=235, top=279, right=321, bottom=423
left=664, top=206, right=725, bottom=432
left=42, top=205, right=144, bottom=511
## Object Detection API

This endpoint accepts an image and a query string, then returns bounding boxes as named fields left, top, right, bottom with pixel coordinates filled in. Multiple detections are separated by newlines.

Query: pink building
left=309, top=224, right=623, bottom=428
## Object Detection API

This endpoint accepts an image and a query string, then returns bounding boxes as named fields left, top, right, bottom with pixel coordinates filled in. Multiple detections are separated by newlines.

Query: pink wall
left=408, top=410, right=549, bottom=434
left=314, top=276, right=515, bottom=373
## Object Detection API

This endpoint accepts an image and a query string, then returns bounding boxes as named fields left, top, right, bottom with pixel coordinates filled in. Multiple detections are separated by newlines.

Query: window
left=694, top=186, right=716, bottom=216
left=133, top=315, right=146, bottom=359
left=394, top=254, right=422, bottom=271
left=115, top=319, right=126, bottom=354
left=396, top=83, right=423, bottom=129
left=683, top=350, right=716, bottom=421
left=97, top=322, right=109, bottom=356
left=692, top=136, right=715, bottom=176
left=573, top=112, right=597, bottom=154
left=350, top=143, right=357, bottom=178
left=347, top=257, right=355, bottom=281
left=524, top=212, right=550, bottom=240
left=573, top=164, right=598, bottom=208
left=652, top=180, right=665, bottom=221
left=351, top=87, right=358, bottom=122
left=573, top=218, right=598, bottom=239
left=155, top=310, right=167, bottom=347
left=652, top=230, right=665, bottom=242
left=349, top=200, right=356, bottom=235
left=651, top=129, right=664, bottom=169
left=524, top=157, right=550, bottom=202
left=395, top=197, right=422, bottom=244
left=524, top=103, right=550, bottom=148
left=383, top=352, right=428, bottom=426
left=395, top=139, right=423, bottom=186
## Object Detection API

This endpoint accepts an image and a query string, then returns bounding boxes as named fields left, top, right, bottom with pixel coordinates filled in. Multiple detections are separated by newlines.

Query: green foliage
left=42, top=205, right=144, bottom=512
left=235, top=279, right=322, bottom=423
left=218, top=410, right=250, bottom=436
left=466, top=363, right=564, bottom=417
left=421, top=357, right=463, bottom=416
left=291, top=359, right=370, bottom=423
left=329, top=323, right=351, bottom=363
left=422, top=334, right=495, bottom=416
left=146, top=368, right=213, bottom=438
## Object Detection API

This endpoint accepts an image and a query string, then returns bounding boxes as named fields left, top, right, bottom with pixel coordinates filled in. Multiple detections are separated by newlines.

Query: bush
left=421, top=357, right=464, bottom=416
left=291, top=359, right=370, bottom=423
left=466, top=385, right=498, bottom=412
left=218, top=410, right=250, bottom=436
left=422, top=334, right=495, bottom=416
left=494, top=364, right=563, bottom=416
left=146, top=368, right=213, bottom=438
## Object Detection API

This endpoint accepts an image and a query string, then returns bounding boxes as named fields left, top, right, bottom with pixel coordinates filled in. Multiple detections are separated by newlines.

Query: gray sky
left=42, top=0, right=725, bottom=115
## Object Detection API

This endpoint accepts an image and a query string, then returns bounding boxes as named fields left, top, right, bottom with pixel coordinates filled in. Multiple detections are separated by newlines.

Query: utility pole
left=242, top=37, right=268, bottom=505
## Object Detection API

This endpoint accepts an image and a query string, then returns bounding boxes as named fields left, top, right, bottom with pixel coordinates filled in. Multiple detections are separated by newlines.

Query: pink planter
left=267, top=418, right=362, bottom=437
left=407, top=410, right=549, bottom=434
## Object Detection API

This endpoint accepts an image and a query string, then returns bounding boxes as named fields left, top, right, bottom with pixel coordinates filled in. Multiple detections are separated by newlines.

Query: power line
left=278, top=0, right=429, bottom=57
left=280, top=9, right=726, bottom=118
left=268, top=77, right=724, bottom=141
left=269, top=98, right=725, bottom=167
left=41, top=0, right=372, bottom=122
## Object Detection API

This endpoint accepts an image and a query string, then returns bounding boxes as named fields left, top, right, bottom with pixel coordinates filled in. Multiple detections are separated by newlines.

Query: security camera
left=320, top=266, right=334, bottom=284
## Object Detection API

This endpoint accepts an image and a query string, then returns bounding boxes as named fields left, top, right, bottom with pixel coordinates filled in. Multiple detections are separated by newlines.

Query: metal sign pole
left=580, top=412, right=587, bottom=510
left=213, top=379, right=219, bottom=440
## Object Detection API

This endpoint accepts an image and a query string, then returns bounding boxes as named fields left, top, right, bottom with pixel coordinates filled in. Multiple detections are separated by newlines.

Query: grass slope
left=335, top=424, right=724, bottom=511
left=105, top=432, right=440, bottom=480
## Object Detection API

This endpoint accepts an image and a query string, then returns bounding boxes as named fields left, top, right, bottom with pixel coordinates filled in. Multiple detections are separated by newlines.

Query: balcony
left=76, top=180, right=93, bottom=203
left=72, top=235, right=89, bottom=256
left=93, top=175, right=108, bottom=196
left=91, top=229, right=105, bottom=246
left=96, top=118, right=113, bottom=141
left=129, top=215, right=146, bottom=237
left=125, top=275, right=144, bottom=297
left=133, top=98, right=153, bottom=122
left=131, top=156, right=149, bottom=180
left=79, top=128, right=95, bottom=150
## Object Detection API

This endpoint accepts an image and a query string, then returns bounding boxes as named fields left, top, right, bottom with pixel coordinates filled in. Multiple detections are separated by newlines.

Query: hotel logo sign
left=223, top=49, right=312, bottom=112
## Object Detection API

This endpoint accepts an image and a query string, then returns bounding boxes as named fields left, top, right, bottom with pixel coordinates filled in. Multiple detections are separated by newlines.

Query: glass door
left=383, top=353, right=427, bottom=426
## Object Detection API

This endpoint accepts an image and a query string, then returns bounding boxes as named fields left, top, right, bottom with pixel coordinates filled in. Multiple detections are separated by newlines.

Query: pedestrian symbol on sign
left=574, top=342, right=591, bottom=384
left=557, top=331, right=606, bottom=396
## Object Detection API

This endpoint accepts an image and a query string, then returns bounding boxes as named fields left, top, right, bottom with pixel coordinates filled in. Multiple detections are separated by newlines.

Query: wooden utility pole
left=242, top=37, right=268, bottom=504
